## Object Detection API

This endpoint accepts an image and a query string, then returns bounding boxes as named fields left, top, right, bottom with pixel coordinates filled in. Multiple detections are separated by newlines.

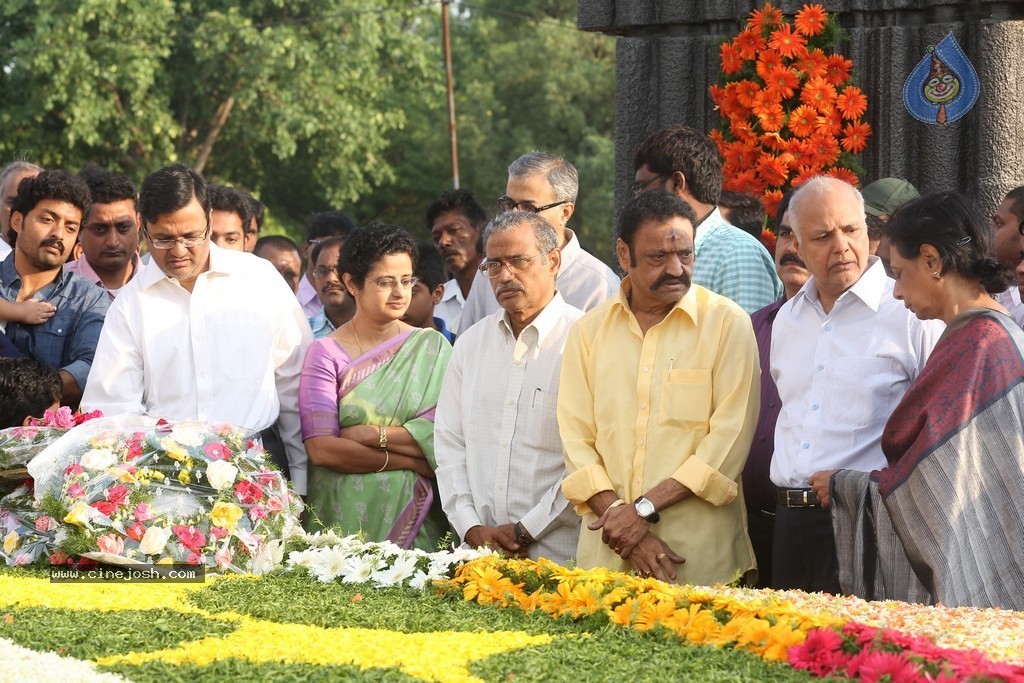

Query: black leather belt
left=776, top=488, right=820, bottom=508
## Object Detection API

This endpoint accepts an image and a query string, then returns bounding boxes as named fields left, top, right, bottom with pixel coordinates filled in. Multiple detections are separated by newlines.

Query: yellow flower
left=178, top=468, right=192, bottom=485
left=64, top=502, right=92, bottom=528
left=462, top=565, right=518, bottom=606
left=3, top=530, right=19, bottom=554
left=160, top=438, right=189, bottom=462
left=210, top=502, right=244, bottom=530
left=763, top=622, right=806, bottom=661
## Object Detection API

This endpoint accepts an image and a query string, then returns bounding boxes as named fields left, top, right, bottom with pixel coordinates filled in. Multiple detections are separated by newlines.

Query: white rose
left=206, top=460, right=239, bottom=491
left=80, top=448, right=117, bottom=471
left=138, top=526, right=172, bottom=556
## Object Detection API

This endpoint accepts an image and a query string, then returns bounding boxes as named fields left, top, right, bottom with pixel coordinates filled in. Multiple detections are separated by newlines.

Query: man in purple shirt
left=744, top=192, right=808, bottom=588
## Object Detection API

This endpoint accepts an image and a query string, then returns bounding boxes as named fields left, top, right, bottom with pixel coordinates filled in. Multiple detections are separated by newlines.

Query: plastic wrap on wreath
left=0, top=425, right=70, bottom=495
left=19, top=415, right=302, bottom=573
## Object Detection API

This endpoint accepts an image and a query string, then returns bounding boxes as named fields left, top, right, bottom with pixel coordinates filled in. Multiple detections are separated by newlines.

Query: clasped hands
left=465, top=524, right=529, bottom=558
left=589, top=504, right=684, bottom=582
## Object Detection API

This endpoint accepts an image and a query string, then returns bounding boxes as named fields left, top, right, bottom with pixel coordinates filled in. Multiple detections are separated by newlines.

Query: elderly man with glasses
left=435, top=210, right=583, bottom=564
left=456, top=151, right=619, bottom=335
left=82, top=164, right=314, bottom=496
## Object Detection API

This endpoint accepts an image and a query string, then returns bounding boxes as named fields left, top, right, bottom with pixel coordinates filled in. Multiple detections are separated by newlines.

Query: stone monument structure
left=577, top=0, right=1024, bottom=215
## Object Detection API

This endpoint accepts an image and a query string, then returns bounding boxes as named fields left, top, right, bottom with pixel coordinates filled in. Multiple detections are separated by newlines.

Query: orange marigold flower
left=757, top=153, right=789, bottom=186
left=807, top=132, right=841, bottom=166
left=768, top=24, right=808, bottom=60
left=786, top=137, right=815, bottom=166
left=826, top=166, right=861, bottom=186
left=764, top=66, right=800, bottom=100
left=762, top=189, right=784, bottom=221
left=840, top=121, right=872, bottom=154
left=725, top=169, right=759, bottom=194
left=734, top=80, right=762, bottom=108
left=794, top=48, right=828, bottom=80
left=755, top=49, right=783, bottom=80
left=729, top=119, right=757, bottom=144
left=836, top=86, right=868, bottom=120
left=794, top=4, right=828, bottom=37
left=759, top=132, right=788, bottom=153
left=748, top=2, right=784, bottom=34
left=787, top=104, right=817, bottom=138
left=825, top=54, right=853, bottom=85
left=720, top=42, right=744, bottom=75
left=757, top=103, right=785, bottom=132
left=800, top=76, right=837, bottom=113
left=760, top=226, right=778, bottom=254
left=734, top=30, right=767, bottom=61
left=709, top=85, right=726, bottom=107
left=815, top=108, right=843, bottom=137
left=709, top=128, right=725, bottom=148
left=791, top=165, right=818, bottom=187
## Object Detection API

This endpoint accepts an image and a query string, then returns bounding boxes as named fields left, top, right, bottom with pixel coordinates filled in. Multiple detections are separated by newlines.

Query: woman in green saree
left=299, top=224, right=451, bottom=549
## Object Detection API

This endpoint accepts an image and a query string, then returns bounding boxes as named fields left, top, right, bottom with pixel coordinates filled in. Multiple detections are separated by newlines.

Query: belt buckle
left=786, top=489, right=810, bottom=508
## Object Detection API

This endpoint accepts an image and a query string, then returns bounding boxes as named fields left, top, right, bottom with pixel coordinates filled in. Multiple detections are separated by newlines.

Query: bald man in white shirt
left=769, top=176, right=942, bottom=593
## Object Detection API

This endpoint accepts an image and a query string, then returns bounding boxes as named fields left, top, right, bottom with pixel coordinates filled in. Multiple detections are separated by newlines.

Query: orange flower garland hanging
left=711, top=3, right=872, bottom=226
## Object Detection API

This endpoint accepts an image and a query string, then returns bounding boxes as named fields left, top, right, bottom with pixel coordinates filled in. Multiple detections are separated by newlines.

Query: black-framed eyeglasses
left=497, top=196, right=568, bottom=214
left=631, top=174, right=667, bottom=196
left=145, top=223, right=211, bottom=250
left=478, top=250, right=551, bottom=278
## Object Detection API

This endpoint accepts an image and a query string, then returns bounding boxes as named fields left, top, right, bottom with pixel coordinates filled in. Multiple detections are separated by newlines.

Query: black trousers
left=259, top=424, right=291, bottom=481
left=772, top=503, right=841, bottom=594
left=746, top=507, right=775, bottom=589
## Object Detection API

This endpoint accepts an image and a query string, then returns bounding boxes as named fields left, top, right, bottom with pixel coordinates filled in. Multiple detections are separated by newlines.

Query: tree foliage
left=0, top=0, right=615, bottom=259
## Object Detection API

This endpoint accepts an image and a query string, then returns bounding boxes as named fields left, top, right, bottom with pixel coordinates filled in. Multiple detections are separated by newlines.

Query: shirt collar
left=441, top=278, right=465, bottom=304
left=693, top=207, right=728, bottom=252
left=138, top=243, right=220, bottom=291
left=497, top=290, right=569, bottom=345
left=67, top=252, right=142, bottom=287
left=792, top=255, right=888, bottom=314
left=0, top=251, right=69, bottom=289
left=611, top=276, right=699, bottom=328
left=559, top=228, right=582, bottom=270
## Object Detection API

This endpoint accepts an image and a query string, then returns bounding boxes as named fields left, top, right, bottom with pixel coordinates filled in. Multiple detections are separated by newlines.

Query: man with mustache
left=457, top=151, right=619, bottom=334
left=558, top=190, right=760, bottom=585
left=0, top=170, right=109, bottom=405
left=297, top=211, right=356, bottom=317
left=773, top=176, right=941, bottom=594
left=742, top=191, right=808, bottom=588
left=65, top=169, right=141, bottom=299
left=427, top=189, right=486, bottom=334
left=435, top=211, right=582, bottom=564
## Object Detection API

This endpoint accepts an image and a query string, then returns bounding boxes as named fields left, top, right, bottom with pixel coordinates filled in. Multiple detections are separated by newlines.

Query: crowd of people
left=1, top=124, right=1023, bottom=611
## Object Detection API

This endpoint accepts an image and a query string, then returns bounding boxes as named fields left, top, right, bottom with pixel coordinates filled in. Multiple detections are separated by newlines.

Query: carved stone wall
left=578, top=0, right=1024, bottom=218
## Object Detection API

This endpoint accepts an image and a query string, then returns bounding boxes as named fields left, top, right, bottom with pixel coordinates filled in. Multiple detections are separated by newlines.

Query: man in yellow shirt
left=558, top=190, right=760, bottom=585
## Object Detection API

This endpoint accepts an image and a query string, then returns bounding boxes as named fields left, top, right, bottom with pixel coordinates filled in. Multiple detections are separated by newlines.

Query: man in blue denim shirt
left=0, top=170, right=109, bottom=405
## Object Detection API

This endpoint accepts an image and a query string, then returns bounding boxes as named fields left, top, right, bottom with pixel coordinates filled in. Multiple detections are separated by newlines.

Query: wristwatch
left=634, top=496, right=660, bottom=524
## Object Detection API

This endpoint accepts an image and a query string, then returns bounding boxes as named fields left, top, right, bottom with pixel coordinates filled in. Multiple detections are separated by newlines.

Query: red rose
left=105, top=484, right=130, bottom=507
left=66, top=483, right=86, bottom=499
left=126, top=522, right=146, bottom=541
left=233, top=481, right=264, bottom=505
left=91, top=501, right=117, bottom=518
left=203, top=442, right=231, bottom=461
left=64, top=464, right=85, bottom=476
left=172, top=524, right=206, bottom=551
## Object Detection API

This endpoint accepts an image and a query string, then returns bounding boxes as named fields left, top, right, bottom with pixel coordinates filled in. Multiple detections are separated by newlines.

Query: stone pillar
left=579, top=0, right=1024, bottom=216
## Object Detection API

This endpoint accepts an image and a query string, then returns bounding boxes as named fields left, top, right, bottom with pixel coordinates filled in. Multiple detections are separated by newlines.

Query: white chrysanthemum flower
left=340, top=554, right=378, bottom=584
left=310, top=547, right=348, bottom=582
left=371, top=553, right=419, bottom=587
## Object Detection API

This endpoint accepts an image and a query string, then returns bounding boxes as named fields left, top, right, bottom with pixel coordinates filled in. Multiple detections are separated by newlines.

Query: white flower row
left=285, top=531, right=494, bottom=590
left=0, top=636, right=128, bottom=683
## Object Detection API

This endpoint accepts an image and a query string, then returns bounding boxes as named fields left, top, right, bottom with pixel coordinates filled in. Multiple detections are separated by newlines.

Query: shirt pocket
left=825, top=356, right=903, bottom=429
left=524, top=387, right=562, bottom=453
left=658, top=368, right=712, bottom=431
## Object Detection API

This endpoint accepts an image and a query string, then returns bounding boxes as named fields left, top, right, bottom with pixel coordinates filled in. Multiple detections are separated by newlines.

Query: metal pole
left=441, top=0, right=460, bottom=189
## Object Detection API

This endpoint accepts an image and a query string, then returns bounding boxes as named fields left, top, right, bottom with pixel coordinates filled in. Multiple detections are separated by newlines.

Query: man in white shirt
left=769, top=176, right=942, bottom=593
left=991, top=186, right=1024, bottom=327
left=427, top=188, right=487, bottom=333
left=81, top=164, right=313, bottom=495
left=457, top=151, right=618, bottom=334
left=435, top=211, right=581, bottom=564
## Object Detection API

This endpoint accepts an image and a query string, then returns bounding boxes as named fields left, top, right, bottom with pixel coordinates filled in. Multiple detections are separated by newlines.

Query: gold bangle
left=377, top=449, right=390, bottom=472
left=378, top=426, right=388, bottom=450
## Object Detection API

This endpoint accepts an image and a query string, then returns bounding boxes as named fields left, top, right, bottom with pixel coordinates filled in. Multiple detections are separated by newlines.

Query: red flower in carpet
left=788, top=627, right=845, bottom=676
left=172, top=525, right=206, bottom=551
left=855, top=651, right=922, bottom=683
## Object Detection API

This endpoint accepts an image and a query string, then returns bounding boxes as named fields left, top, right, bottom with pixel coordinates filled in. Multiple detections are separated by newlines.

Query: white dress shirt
left=297, top=273, right=321, bottom=318
left=769, top=257, right=943, bottom=488
left=0, top=237, right=10, bottom=261
left=82, top=244, right=314, bottom=493
left=435, top=292, right=583, bottom=564
left=996, top=288, right=1024, bottom=329
left=458, top=229, right=618, bottom=334
left=434, top=279, right=466, bottom=334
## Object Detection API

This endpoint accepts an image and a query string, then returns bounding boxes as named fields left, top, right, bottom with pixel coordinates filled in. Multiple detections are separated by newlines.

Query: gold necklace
left=351, top=323, right=365, bottom=356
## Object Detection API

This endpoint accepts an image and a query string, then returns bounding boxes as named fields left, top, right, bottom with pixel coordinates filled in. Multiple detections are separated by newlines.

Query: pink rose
left=185, top=551, right=203, bottom=565
left=10, top=426, right=39, bottom=438
left=50, top=406, right=76, bottom=429
left=124, top=440, right=144, bottom=460
left=64, top=464, right=84, bottom=477
left=265, top=497, right=285, bottom=513
left=96, top=533, right=125, bottom=555
left=133, top=502, right=154, bottom=522
left=215, top=546, right=233, bottom=569
left=257, top=469, right=278, bottom=488
left=66, top=483, right=86, bottom=499
left=49, top=550, right=70, bottom=565
left=203, top=442, right=231, bottom=461
left=233, top=481, right=264, bottom=505
left=172, top=525, right=206, bottom=551
left=105, top=484, right=130, bottom=507
left=73, top=409, right=103, bottom=425
left=209, top=526, right=229, bottom=540
left=34, top=516, right=57, bottom=533
left=91, top=501, right=117, bottom=518
left=14, top=554, right=30, bottom=566
left=249, top=505, right=268, bottom=521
